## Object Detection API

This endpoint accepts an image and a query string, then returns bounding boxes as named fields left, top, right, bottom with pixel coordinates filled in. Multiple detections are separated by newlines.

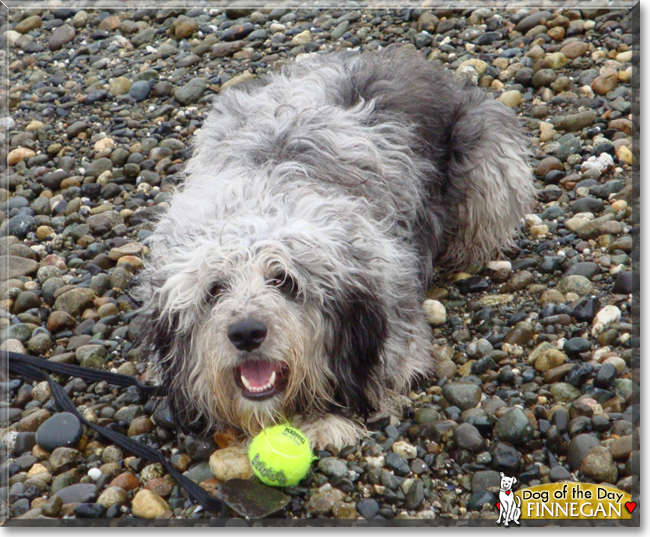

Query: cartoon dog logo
left=496, top=472, right=521, bottom=526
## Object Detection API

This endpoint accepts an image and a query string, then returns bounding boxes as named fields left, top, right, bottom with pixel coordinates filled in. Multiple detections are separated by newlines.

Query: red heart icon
left=625, top=502, right=636, bottom=514
left=505, top=491, right=511, bottom=495
left=496, top=502, right=500, bottom=510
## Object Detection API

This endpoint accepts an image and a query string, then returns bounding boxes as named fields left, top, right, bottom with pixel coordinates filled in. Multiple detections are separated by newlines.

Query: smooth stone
left=564, top=337, right=591, bottom=355
left=453, top=423, right=485, bottom=451
left=209, top=446, right=253, bottom=481
left=594, top=363, right=617, bottom=389
left=499, top=90, right=522, bottom=107
left=54, top=288, right=97, bottom=317
left=318, top=457, right=348, bottom=478
left=573, top=297, right=601, bottom=323
left=50, top=447, right=80, bottom=473
left=490, top=441, right=522, bottom=474
left=612, top=271, right=633, bottom=294
left=385, top=452, right=410, bottom=476
left=218, top=478, right=290, bottom=518
left=554, top=111, right=597, bottom=132
left=567, top=434, right=600, bottom=471
left=36, top=412, right=83, bottom=452
left=571, top=197, right=604, bottom=214
left=48, top=25, right=76, bottom=50
left=54, top=483, right=97, bottom=504
left=174, top=77, right=208, bottom=105
left=495, top=408, right=533, bottom=444
left=549, top=466, right=573, bottom=482
left=550, top=382, right=581, bottom=402
left=129, top=80, right=151, bottom=101
left=422, top=299, right=446, bottom=325
left=565, top=262, right=599, bottom=280
left=7, top=215, right=37, bottom=239
left=308, top=487, right=345, bottom=516
left=442, top=382, right=481, bottom=411
left=356, top=498, right=379, bottom=519
left=535, top=157, right=563, bottom=176
left=558, top=275, right=592, bottom=296
left=405, top=479, right=425, bottom=510
left=131, top=489, right=169, bottom=519
left=580, top=446, right=617, bottom=483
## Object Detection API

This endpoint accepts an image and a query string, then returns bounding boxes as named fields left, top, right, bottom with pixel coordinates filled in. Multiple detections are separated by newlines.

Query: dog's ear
left=512, top=477, right=517, bottom=484
left=500, top=472, right=505, bottom=478
left=145, top=307, right=200, bottom=431
left=323, top=285, right=387, bottom=418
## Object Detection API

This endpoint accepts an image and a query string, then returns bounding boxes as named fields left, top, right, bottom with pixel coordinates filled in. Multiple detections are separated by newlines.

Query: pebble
left=554, top=111, right=596, bottom=132
left=129, top=80, right=151, bottom=101
left=209, top=447, right=254, bottom=481
left=308, top=487, right=345, bottom=516
left=453, top=423, right=485, bottom=451
left=97, top=486, right=129, bottom=508
left=557, top=275, right=592, bottom=296
left=442, top=383, right=481, bottom=411
left=318, top=457, right=348, bottom=477
left=54, top=483, right=97, bottom=504
left=175, top=78, right=208, bottom=105
left=356, top=498, right=379, bottom=519
left=422, top=299, right=446, bottom=325
left=36, top=412, right=83, bottom=452
left=580, top=446, right=617, bottom=483
left=131, top=489, right=169, bottom=519
left=48, top=25, right=76, bottom=50
left=495, top=408, right=533, bottom=444
left=567, top=434, right=601, bottom=471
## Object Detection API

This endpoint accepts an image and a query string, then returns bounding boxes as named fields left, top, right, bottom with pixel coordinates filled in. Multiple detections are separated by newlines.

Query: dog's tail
left=516, top=494, right=522, bottom=508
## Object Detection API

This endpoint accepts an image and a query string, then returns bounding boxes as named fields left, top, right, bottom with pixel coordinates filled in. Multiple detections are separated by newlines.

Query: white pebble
left=591, top=305, right=621, bottom=336
left=595, top=305, right=621, bottom=326
left=88, top=468, right=102, bottom=481
left=0, top=116, right=15, bottom=130
left=525, top=214, right=543, bottom=227
left=486, top=260, right=512, bottom=271
left=422, top=299, right=446, bottom=326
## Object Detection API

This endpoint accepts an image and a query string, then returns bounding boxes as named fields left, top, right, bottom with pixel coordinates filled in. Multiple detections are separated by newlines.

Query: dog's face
left=499, top=473, right=517, bottom=491
left=139, top=192, right=390, bottom=436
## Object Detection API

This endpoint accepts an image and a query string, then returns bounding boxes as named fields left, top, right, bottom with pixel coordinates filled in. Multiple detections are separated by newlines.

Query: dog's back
left=188, top=49, right=534, bottom=285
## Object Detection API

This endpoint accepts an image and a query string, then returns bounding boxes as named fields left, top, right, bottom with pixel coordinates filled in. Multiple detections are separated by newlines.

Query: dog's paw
left=293, top=414, right=364, bottom=450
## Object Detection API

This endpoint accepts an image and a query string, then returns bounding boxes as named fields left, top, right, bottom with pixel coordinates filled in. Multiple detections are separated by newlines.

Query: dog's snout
left=227, top=319, right=267, bottom=351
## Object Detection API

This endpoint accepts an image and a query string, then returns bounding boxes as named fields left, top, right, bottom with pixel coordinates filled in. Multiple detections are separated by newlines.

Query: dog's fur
left=137, top=49, right=534, bottom=448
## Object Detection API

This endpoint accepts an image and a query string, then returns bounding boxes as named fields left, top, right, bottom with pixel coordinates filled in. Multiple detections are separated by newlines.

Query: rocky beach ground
left=0, top=5, right=639, bottom=524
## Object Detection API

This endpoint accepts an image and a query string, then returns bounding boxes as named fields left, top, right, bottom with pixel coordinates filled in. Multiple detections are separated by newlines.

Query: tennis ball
left=248, top=424, right=314, bottom=487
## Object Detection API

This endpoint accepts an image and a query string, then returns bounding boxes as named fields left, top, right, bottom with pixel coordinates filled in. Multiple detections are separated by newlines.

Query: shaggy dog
left=138, top=49, right=534, bottom=448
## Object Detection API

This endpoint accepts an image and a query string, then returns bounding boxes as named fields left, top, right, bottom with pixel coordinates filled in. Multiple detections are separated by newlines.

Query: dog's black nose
left=227, top=320, right=267, bottom=351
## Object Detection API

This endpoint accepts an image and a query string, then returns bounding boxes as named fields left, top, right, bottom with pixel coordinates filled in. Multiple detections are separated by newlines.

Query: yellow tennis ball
left=248, top=424, right=314, bottom=487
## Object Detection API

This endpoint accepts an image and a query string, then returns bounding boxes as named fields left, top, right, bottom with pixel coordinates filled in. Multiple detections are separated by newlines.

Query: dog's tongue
left=240, top=360, right=277, bottom=388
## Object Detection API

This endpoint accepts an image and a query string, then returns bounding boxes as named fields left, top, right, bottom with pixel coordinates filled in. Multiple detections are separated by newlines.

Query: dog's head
left=137, top=176, right=397, bottom=436
left=499, top=472, right=517, bottom=491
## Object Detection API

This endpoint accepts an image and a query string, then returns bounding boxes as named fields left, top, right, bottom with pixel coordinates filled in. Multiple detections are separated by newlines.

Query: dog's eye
left=208, top=283, right=226, bottom=301
left=269, top=274, right=298, bottom=297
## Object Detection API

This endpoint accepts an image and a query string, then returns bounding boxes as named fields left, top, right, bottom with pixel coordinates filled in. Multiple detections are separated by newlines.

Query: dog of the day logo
left=496, top=474, right=635, bottom=524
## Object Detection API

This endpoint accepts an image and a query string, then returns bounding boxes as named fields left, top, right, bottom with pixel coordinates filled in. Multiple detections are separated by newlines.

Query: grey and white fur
left=137, top=49, right=535, bottom=449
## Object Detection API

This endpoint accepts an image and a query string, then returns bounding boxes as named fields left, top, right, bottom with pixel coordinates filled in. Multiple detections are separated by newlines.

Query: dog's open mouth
left=235, top=360, right=289, bottom=400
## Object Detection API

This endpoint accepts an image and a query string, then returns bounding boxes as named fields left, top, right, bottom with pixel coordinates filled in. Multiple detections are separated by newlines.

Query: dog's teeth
left=241, top=372, right=276, bottom=394
left=241, top=375, right=251, bottom=390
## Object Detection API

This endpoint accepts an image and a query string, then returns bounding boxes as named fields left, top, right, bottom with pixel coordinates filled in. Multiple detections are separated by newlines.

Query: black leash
left=4, top=351, right=228, bottom=518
